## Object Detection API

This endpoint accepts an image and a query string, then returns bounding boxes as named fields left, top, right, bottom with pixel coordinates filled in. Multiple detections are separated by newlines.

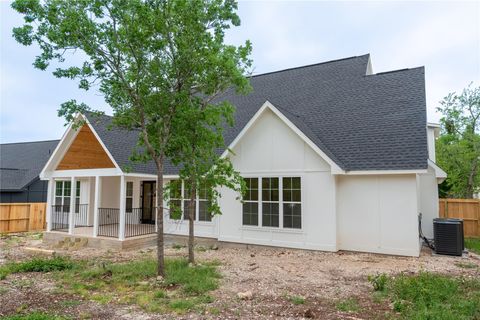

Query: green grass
left=0, top=256, right=75, bottom=280
left=336, top=297, right=361, bottom=312
left=55, top=258, right=221, bottom=313
left=465, top=238, right=480, bottom=255
left=2, top=312, right=68, bottom=320
left=288, top=295, right=305, bottom=305
left=382, top=272, right=480, bottom=319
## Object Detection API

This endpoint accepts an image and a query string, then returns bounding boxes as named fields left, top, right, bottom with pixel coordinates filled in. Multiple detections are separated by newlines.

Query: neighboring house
left=38, top=54, right=446, bottom=256
left=0, top=140, right=59, bottom=203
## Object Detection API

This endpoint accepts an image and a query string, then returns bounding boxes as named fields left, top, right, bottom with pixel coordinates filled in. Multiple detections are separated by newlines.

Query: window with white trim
left=242, top=178, right=258, bottom=226
left=168, top=180, right=212, bottom=222
left=126, top=182, right=133, bottom=213
left=282, top=177, right=302, bottom=229
left=242, top=177, right=301, bottom=229
left=169, top=180, right=182, bottom=220
left=55, top=180, right=80, bottom=212
left=262, top=177, right=279, bottom=227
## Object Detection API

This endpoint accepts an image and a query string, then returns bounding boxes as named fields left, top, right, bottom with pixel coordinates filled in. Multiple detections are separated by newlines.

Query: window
left=198, top=182, right=212, bottom=222
left=169, top=180, right=182, bottom=220
left=168, top=180, right=212, bottom=222
left=242, top=178, right=258, bottom=226
left=126, top=182, right=133, bottom=213
left=241, top=176, right=301, bottom=229
left=262, top=177, right=279, bottom=227
left=283, top=177, right=302, bottom=229
left=55, top=180, right=80, bottom=213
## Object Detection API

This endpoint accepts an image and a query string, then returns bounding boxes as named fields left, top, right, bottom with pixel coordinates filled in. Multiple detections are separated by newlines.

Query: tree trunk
left=188, top=182, right=196, bottom=264
left=156, top=160, right=165, bottom=277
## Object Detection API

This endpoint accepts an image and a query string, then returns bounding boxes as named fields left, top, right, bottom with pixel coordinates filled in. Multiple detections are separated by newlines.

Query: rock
left=156, top=275, right=164, bottom=282
left=24, top=247, right=55, bottom=256
left=250, top=253, right=255, bottom=258
left=210, top=244, right=219, bottom=250
left=137, top=281, right=149, bottom=286
left=237, top=290, right=253, bottom=300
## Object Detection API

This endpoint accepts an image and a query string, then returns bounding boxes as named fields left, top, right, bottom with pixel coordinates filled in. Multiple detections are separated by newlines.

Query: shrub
left=0, top=256, right=75, bottom=279
left=368, top=273, right=388, bottom=292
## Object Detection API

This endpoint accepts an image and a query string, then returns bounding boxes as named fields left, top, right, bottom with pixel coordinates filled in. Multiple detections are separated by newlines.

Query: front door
left=141, top=181, right=156, bottom=224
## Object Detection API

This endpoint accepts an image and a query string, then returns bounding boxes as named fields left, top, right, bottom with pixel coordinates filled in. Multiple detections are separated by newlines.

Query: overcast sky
left=1, top=1, right=479, bottom=143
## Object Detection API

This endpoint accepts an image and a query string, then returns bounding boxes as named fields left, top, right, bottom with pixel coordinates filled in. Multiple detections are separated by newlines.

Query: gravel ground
left=1, top=233, right=479, bottom=319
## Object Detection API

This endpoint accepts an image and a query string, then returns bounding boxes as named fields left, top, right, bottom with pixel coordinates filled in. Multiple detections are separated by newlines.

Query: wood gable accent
left=56, top=125, right=115, bottom=170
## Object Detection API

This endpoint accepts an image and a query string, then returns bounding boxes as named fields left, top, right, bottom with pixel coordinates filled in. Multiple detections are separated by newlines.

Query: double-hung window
left=168, top=180, right=212, bottom=222
left=262, top=178, right=279, bottom=227
left=55, top=180, right=80, bottom=213
left=126, top=182, right=133, bottom=213
left=242, top=177, right=301, bottom=230
left=198, top=182, right=212, bottom=222
left=169, top=180, right=182, bottom=220
left=242, top=178, right=259, bottom=226
left=282, top=177, right=302, bottom=229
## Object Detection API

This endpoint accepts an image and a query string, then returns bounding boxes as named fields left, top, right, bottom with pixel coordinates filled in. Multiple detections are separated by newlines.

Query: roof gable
left=56, top=124, right=116, bottom=170
left=68, top=54, right=427, bottom=175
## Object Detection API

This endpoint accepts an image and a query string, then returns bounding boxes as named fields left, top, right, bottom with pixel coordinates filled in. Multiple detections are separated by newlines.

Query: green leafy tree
left=436, top=83, right=480, bottom=198
left=166, top=100, right=246, bottom=264
left=12, top=0, right=251, bottom=276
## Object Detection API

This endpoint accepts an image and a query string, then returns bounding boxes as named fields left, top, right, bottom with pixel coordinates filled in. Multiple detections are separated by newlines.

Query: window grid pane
left=199, top=200, right=212, bottom=221
left=243, top=202, right=258, bottom=226
left=282, top=177, right=301, bottom=229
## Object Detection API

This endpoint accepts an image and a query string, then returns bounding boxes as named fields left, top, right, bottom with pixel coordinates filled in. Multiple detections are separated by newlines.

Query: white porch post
left=93, top=176, right=101, bottom=237
left=119, top=175, right=126, bottom=240
left=68, top=176, right=76, bottom=235
left=46, top=178, right=55, bottom=231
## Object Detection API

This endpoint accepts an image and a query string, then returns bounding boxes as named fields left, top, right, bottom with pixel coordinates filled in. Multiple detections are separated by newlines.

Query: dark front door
left=141, top=181, right=156, bottom=224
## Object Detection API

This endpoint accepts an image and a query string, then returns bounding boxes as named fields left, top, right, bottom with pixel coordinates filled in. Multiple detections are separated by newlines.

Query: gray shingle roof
left=86, top=54, right=428, bottom=174
left=0, top=140, right=59, bottom=191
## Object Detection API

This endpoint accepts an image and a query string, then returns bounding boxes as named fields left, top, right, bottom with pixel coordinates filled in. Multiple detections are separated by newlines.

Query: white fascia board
left=123, top=173, right=179, bottom=179
left=344, top=169, right=427, bottom=175
left=39, top=113, right=123, bottom=180
left=221, top=100, right=345, bottom=174
left=428, top=159, right=447, bottom=182
left=45, top=168, right=121, bottom=178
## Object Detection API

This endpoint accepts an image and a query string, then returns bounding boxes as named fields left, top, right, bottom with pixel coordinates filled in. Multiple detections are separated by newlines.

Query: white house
left=39, top=54, right=446, bottom=256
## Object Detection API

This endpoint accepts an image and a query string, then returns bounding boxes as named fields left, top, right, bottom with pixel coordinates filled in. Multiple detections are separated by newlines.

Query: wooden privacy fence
left=0, top=203, right=46, bottom=233
left=439, top=198, right=480, bottom=238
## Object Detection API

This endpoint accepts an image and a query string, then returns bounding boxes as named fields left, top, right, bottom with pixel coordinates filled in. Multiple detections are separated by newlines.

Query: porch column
left=119, top=175, right=126, bottom=240
left=46, top=178, right=55, bottom=231
left=68, top=176, right=76, bottom=235
left=93, top=176, right=101, bottom=237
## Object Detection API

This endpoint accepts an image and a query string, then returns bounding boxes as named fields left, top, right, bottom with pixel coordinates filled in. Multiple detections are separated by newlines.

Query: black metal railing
left=51, top=205, right=70, bottom=232
left=74, top=204, right=89, bottom=227
left=98, top=208, right=119, bottom=238
left=125, top=207, right=156, bottom=238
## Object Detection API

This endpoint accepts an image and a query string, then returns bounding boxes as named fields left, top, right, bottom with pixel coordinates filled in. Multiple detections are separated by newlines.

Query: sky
left=1, top=1, right=479, bottom=143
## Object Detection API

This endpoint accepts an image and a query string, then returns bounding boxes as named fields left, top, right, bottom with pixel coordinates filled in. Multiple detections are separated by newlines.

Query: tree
left=12, top=0, right=252, bottom=276
left=436, top=83, right=480, bottom=198
left=166, top=99, right=245, bottom=264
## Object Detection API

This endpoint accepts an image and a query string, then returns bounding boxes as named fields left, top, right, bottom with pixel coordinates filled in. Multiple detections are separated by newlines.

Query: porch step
left=54, top=237, right=89, bottom=251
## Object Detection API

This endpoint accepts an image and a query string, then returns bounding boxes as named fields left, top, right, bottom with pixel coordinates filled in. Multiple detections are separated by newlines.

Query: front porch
left=45, top=174, right=161, bottom=241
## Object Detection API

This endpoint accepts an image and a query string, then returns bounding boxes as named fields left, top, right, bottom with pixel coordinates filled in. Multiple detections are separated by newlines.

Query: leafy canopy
left=436, top=83, right=480, bottom=198
left=12, top=0, right=252, bottom=163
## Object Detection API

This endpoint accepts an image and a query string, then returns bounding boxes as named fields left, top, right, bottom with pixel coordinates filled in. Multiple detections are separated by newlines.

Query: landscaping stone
left=237, top=290, right=253, bottom=300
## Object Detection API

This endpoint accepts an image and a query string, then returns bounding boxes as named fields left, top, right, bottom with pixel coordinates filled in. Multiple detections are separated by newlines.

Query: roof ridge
left=249, top=54, right=370, bottom=79
left=368, top=66, right=424, bottom=77
left=0, top=139, right=60, bottom=146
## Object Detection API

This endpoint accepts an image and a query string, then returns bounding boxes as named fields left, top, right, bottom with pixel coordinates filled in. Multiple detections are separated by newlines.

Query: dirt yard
left=1, top=233, right=479, bottom=319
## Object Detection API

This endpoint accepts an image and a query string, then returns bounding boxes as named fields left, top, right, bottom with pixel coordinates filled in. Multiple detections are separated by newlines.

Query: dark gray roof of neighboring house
left=86, top=54, right=428, bottom=174
left=0, top=140, right=59, bottom=191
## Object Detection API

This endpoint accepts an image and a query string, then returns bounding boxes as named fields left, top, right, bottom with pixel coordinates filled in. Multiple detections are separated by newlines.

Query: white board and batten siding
left=218, top=108, right=337, bottom=251
left=217, top=108, right=422, bottom=256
